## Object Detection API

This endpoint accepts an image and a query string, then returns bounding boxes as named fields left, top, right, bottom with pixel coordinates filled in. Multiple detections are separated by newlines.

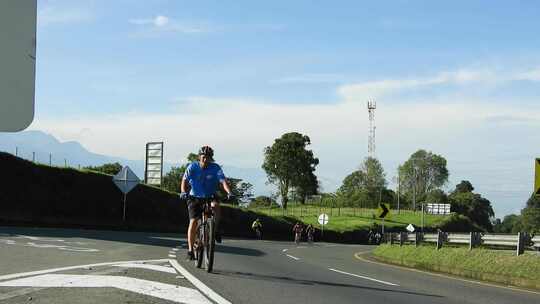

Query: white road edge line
left=0, top=259, right=169, bottom=282
left=329, top=268, right=399, bottom=286
left=286, top=254, right=300, bottom=261
left=169, top=259, right=232, bottom=304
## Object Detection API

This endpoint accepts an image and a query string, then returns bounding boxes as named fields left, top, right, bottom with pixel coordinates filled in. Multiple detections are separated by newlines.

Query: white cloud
left=337, top=66, right=540, bottom=101
left=273, top=73, right=347, bottom=84
left=128, top=15, right=210, bottom=36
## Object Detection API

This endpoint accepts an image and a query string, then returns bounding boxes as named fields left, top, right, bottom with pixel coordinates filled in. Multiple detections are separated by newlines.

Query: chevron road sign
left=377, top=203, right=390, bottom=219
left=535, top=158, right=540, bottom=196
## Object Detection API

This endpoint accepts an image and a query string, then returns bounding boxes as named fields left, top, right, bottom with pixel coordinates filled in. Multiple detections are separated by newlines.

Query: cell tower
left=367, top=100, right=376, bottom=158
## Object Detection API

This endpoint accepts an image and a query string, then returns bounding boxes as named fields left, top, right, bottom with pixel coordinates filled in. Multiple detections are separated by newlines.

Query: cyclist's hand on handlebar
left=179, top=192, right=188, bottom=201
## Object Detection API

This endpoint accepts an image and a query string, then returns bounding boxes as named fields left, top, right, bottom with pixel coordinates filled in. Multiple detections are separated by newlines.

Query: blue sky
left=28, top=0, right=540, bottom=217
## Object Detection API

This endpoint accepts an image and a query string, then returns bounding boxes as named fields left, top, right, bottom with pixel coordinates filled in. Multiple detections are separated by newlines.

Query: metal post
left=15, top=147, right=18, bottom=156
left=437, top=230, right=443, bottom=250
left=123, top=193, right=127, bottom=221
left=421, top=203, right=425, bottom=232
left=32, top=152, right=35, bottom=162
left=64, top=159, right=67, bottom=167
left=49, top=153, right=52, bottom=166
left=517, top=232, right=525, bottom=256
left=397, top=171, right=401, bottom=214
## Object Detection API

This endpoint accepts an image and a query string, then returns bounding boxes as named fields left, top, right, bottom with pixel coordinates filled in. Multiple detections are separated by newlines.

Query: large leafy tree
left=162, top=153, right=198, bottom=192
left=449, top=181, right=495, bottom=231
left=493, top=214, right=522, bottom=233
left=338, top=157, right=388, bottom=208
left=398, top=150, right=449, bottom=209
left=520, top=195, right=540, bottom=233
left=262, top=132, right=319, bottom=209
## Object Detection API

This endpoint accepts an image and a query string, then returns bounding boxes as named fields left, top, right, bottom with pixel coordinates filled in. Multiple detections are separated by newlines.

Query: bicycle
left=254, top=227, right=262, bottom=240
left=191, top=196, right=217, bottom=273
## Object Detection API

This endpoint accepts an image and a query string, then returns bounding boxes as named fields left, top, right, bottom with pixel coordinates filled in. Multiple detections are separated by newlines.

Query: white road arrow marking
left=0, top=274, right=212, bottom=304
left=112, top=263, right=177, bottom=274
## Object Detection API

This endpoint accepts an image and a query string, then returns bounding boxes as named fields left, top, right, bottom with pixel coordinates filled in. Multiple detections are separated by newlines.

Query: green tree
left=295, top=171, right=319, bottom=204
left=520, top=195, right=540, bottom=233
left=449, top=181, right=494, bottom=231
left=83, top=162, right=122, bottom=175
left=425, top=189, right=448, bottom=204
left=162, top=166, right=185, bottom=193
left=337, top=157, right=387, bottom=208
left=493, top=214, right=522, bottom=233
left=262, top=132, right=319, bottom=209
left=398, top=150, right=449, bottom=209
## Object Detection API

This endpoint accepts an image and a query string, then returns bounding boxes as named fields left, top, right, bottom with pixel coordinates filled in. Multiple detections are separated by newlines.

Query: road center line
left=328, top=268, right=399, bottom=286
left=286, top=254, right=300, bottom=260
left=169, top=259, right=232, bottom=304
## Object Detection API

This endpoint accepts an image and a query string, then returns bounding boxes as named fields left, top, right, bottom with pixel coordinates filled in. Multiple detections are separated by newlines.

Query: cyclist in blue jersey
left=180, top=146, right=233, bottom=260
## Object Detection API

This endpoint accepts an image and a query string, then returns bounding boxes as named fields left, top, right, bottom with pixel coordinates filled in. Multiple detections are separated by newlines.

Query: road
left=0, top=226, right=539, bottom=303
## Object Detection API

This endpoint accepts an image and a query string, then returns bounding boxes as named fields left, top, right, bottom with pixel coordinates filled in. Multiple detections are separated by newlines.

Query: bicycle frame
left=193, top=198, right=216, bottom=272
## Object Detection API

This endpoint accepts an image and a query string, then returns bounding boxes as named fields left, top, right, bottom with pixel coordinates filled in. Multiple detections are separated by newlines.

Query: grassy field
left=242, top=204, right=451, bottom=232
left=372, top=244, right=540, bottom=289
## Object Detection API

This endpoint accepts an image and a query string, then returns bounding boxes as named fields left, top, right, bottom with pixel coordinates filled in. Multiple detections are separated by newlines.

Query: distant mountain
left=0, top=130, right=273, bottom=195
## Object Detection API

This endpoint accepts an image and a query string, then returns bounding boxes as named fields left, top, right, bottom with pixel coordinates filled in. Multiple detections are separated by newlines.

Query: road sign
left=377, top=203, right=390, bottom=218
left=535, top=158, right=540, bottom=196
left=113, top=166, right=140, bottom=221
left=406, top=224, right=415, bottom=232
left=113, top=166, right=140, bottom=194
left=318, top=213, right=329, bottom=225
left=0, top=1, right=37, bottom=131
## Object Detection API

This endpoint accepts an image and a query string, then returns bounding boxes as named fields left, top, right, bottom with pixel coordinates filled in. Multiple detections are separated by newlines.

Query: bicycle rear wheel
left=205, top=218, right=215, bottom=273
left=195, top=220, right=204, bottom=268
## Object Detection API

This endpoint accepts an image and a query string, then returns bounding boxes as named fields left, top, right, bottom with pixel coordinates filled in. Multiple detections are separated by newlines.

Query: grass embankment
left=373, top=244, right=540, bottom=290
left=247, top=205, right=451, bottom=232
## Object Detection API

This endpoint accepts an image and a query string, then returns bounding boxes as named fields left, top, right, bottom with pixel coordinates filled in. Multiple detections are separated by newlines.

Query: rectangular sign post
left=145, top=142, right=164, bottom=187
left=0, top=1, right=36, bottom=131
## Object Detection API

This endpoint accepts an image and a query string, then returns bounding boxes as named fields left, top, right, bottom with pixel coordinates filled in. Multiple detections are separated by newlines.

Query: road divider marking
left=329, top=268, right=399, bottom=286
left=172, top=248, right=179, bottom=251
left=169, top=259, right=232, bottom=304
left=282, top=249, right=288, bottom=252
left=168, top=254, right=177, bottom=258
left=112, top=263, right=177, bottom=274
left=0, top=259, right=169, bottom=282
left=0, top=274, right=211, bottom=304
left=286, top=254, right=300, bottom=261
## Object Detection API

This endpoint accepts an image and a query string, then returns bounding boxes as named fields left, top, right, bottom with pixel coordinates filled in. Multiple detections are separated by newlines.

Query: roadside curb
left=356, top=251, right=540, bottom=292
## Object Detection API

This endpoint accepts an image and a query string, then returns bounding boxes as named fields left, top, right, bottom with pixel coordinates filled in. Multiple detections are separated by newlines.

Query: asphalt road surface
left=0, top=226, right=539, bottom=304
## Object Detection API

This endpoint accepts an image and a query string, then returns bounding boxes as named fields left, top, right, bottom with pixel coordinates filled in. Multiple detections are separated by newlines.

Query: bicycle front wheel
left=205, top=218, right=215, bottom=273
left=196, top=220, right=204, bottom=268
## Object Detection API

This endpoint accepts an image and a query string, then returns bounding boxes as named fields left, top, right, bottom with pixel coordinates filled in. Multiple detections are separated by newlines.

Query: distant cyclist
left=252, top=218, right=263, bottom=240
left=306, top=224, right=314, bottom=243
left=292, top=222, right=303, bottom=244
left=180, top=146, right=233, bottom=260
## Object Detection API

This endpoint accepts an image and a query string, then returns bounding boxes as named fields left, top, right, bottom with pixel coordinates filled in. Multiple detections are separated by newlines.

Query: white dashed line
left=168, top=254, right=177, bottom=258
left=328, top=268, right=399, bottom=286
left=286, top=254, right=300, bottom=261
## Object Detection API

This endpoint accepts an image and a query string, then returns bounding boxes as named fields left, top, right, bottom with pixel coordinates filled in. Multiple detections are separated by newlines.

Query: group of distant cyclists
left=178, top=145, right=318, bottom=262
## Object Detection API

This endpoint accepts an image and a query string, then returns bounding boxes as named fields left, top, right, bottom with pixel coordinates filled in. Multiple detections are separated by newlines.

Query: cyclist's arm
left=221, top=179, right=232, bottom=195
left=181, top=176, right=190, bottom=194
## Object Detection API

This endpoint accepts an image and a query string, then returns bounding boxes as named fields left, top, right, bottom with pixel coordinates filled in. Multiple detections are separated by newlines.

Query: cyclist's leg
left=187, top=199, right=203, bottom=253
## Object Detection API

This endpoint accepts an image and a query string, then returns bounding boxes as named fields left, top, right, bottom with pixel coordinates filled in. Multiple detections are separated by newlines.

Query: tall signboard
left=535, top=158, right=540, bottom=196
left=145, top=142, right=163, bottom=186
left=0, top=0, right=37, bottom=131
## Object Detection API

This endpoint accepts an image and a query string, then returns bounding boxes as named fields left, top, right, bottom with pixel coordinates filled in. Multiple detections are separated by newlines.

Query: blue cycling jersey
left=183, top=161, right=226, bottom=198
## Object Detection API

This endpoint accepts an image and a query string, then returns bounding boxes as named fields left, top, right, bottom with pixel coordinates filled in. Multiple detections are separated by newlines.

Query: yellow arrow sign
left=535, top=158, right=540, bottom=196
left=377, top=203, right=391, bottom=219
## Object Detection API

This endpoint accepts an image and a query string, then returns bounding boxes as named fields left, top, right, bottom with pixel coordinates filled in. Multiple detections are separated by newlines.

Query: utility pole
left=367, top=100, right=376, bottom=158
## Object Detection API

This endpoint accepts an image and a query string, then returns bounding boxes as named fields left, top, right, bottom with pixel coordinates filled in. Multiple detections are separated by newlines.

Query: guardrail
left=385, top=231, right=539, bottom=256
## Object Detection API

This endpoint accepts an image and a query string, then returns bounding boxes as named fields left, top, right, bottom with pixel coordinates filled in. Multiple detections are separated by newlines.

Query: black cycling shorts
left=187, top=197, right=212, bottom=219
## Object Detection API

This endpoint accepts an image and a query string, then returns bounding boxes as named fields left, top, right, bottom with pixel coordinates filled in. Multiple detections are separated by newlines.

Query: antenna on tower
left=367, top=100, right=376, bottom=158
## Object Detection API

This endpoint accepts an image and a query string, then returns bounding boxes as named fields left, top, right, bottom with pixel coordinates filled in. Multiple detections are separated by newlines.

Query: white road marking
left=169, top=259, right=232, bottom=304
left=286, top=254, right=300, bottom=260
left=0, top=274, right=211, bottom=304
left=0, top=259, right=169, bottom=282
left=172, top=248, right=179, bottom=251
left=328, top=268, right=399, bottom=286
left=168, top=254, right=177, bottom=258
left=24, top=242, right=99, bottom=252
left=282, top=249, right=288, bottom=252
left=112, top=263, right=177, bottom=274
